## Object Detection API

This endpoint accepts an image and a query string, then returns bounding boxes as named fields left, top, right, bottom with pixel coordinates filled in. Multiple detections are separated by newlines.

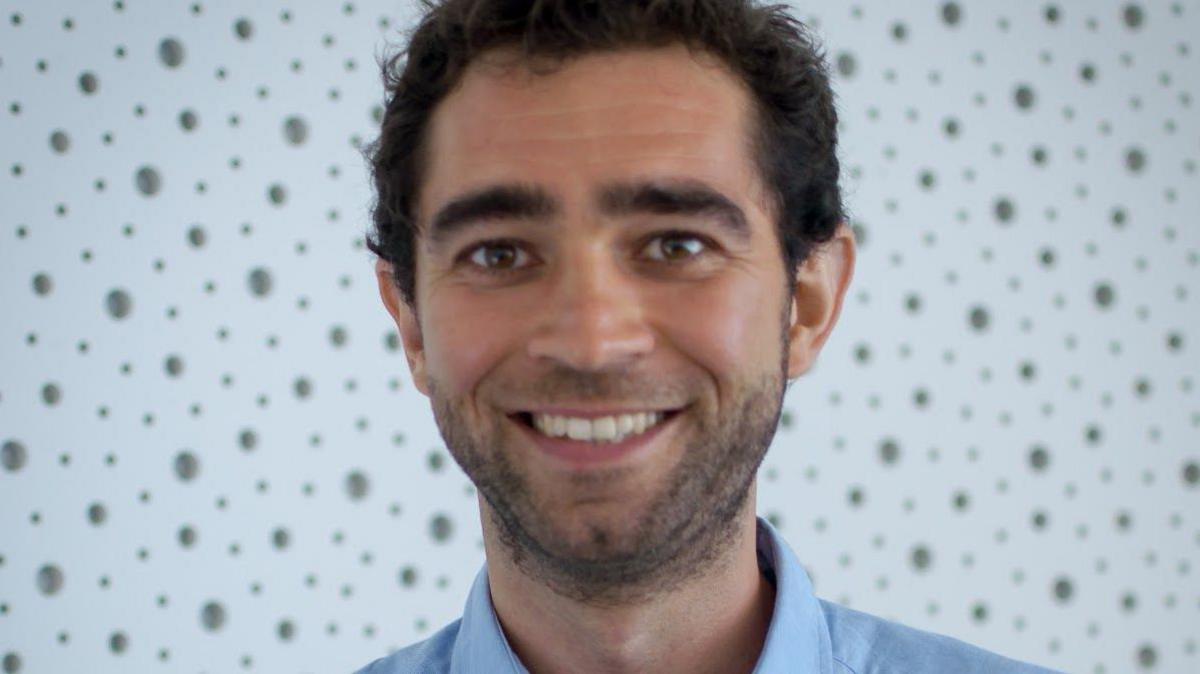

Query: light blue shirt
left=355, top=516, right=1060, bottom=673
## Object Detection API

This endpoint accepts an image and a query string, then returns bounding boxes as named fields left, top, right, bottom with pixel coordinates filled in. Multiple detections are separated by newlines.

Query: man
left=359, top=1, right=1059, bottom=672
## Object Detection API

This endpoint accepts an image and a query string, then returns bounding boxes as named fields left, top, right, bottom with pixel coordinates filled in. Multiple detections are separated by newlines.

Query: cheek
left=650, top=278, right=777, bottom=384
left=422, top=294, right=518, bottom=397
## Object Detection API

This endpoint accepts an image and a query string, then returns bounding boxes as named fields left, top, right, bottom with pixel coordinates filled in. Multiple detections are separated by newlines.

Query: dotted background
left=0, top=1, right=1196, bottom=673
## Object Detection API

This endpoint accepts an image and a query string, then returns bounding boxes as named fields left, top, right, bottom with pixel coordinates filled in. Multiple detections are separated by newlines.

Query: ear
left=786, top=221, right=856, bottom=379
left=375, top=258, right=430, bottom=396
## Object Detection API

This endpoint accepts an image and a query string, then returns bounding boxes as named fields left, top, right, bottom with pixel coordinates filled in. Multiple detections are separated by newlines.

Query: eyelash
left=456, top=230, right=716, bottom=277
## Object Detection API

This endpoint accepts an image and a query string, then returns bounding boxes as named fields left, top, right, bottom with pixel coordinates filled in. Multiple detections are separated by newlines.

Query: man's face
left=379, top=45, right=819, bottom=605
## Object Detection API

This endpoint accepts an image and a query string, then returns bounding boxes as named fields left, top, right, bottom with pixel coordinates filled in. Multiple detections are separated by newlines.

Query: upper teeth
left=532, top=411, right=665, bottom=443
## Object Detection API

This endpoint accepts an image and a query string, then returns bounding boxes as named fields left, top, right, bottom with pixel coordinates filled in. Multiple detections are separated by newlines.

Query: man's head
left=368, top=0, right=855, bottom=607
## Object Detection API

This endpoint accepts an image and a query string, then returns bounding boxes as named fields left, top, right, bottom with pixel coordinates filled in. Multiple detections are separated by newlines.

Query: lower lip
left=510, top=410, right=682, bottom=469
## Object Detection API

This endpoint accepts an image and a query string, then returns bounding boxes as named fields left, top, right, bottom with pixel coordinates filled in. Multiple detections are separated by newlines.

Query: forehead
left=417, top=44, right=769, bottom=231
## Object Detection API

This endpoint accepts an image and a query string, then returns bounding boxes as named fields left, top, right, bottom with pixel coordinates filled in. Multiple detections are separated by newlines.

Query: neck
left=481, top=487, right=775, bottom=674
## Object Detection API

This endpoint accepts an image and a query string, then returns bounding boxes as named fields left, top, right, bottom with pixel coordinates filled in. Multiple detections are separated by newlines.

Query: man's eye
left=641, top=232, right=710, bottom=262
left=464, top=240, right=529, bottom=272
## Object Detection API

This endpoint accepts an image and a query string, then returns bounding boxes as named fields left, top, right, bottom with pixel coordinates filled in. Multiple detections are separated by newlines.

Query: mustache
left=490, top=366, right=693, bottom=409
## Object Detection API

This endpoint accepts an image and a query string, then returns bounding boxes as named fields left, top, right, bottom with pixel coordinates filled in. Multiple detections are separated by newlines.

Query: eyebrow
left=425, top=178, right=752, bottom=252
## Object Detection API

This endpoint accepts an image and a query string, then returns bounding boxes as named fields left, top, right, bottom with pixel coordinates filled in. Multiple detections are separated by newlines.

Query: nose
left=525, top=243, right=655, bottom=371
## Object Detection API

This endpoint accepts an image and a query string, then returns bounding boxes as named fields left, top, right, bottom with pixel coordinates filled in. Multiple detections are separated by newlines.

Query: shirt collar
left=451, top=516, right=834, bottom=674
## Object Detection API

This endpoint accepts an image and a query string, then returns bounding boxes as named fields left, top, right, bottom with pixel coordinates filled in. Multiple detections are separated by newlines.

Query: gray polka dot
left=427, top=450, right=445, bottom=472
left=918, top=169, right=936, bottom=190
left=384, top=331, right=400, bottom=352
left=234, top=17, right=254, bottom=40
left=847, top=486, right=865, bottom=507
left=940, top=2, right=963, bottom=26
left=968, top=305, right=990, bottom=331
left=878, top=438, right=901, bottom=465
left=31, top=272, right=52, bottom=296
left=399, top=565, right=418, bottom=587
left=1136, top=643, right=1157, bottom=668
left=108, top=631, right=128, bottom=654
left=429, top=512, right=453, bottom=543
left=173, top=451, right=199, bottom=482
left=36, top=563, right=64, bottom=596
left=238, top=428, right=258, bottom=452
left=3, top=440, right=28, bottom=472
left=49, top=130, right=69, bottom=154
left=78, top=71, right=99, bottom=94
left=970, top=601, right=988, bottom=623
left=1122, top=3, right=1145, bottom=30
left=277, top=618, right=295, bottom=641
left=283, top=116, right=308, bottom=145
left=1165, top=331, right=1183, bottom=353
left=1182, top=461, right=1198, bottom=487
left=293, top=377, right=313, bottom=399
left=164, top=354, right=184, bottom=378
left=1125, top=147, right=1147, bottom=173
left=2, top=652, right=21, bottom=673
left=1080, top=62, right=1098, bottom=83
left=134, top=166, right=161, bottom=196
left=835, top=52, right=856, bottom=79
left=179, top=108, right=198, bottom=131
left=105, top=288, right=132, bottom=319
left=1052, top=576, right=1074, bottom=602
left=41, top=382, right=62, bottom=406
left=178, top=524, right=197, bottom=548
left=158, top=37, right=185, bottom=68
left=1013, top=83, right=1036, bottom=110
left=1029, top=445, right=1050, bottom=472
left=267, top=183, right=287, bottom=205
left=1094, top=282, right=1116, bottom=308
left=910, top=544, right=932, bottom=571
left=247, top=267, right=273, bottom=297
left=1133, top=377, right=1152, bottom=399
left=200, top=601, right=226, bottom=631
left=1121, top=592, right=1138, bottom=613
left=912, top=387, right=930, bottom=407
left=993, top=196, right=1016, bottom=223
left=271, top=527, right=291, bottom=550
left=186, top=224, right=207, bottom=248
left=329, top=325, right=349, bottom=348
left=86, top=502, right=107, bottom=526
left=1018, top=360, right=1037, bottom=381
left=345, top=470, right=369, bottom=501
left=1031, top=510, right=1049, bottom=530
left=1115, top=510, right=1133, bottom=531
left=853, top=343, right=872, bottom=364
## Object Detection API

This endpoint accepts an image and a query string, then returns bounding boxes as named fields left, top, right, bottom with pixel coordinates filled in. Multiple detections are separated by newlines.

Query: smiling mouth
left=506, top=407, right=686, bottom=443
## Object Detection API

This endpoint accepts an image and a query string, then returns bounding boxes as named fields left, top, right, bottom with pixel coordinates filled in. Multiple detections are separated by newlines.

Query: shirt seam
left=832, top=654, right=859, bottom=674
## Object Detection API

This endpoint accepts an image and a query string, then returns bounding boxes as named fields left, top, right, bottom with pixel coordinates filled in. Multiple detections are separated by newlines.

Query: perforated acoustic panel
left=0, top=1, right=1196, bottom=673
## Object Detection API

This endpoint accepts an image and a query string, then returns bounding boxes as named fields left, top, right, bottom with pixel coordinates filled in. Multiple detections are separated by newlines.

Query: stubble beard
left=427, top=324, right=790, bottom=608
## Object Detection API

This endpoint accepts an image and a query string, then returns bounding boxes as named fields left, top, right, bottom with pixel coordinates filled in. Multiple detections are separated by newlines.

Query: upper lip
left=511, top=405, right=685, bottom=419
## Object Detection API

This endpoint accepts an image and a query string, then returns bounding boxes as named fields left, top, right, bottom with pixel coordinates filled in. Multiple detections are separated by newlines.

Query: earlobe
left=374, top=259, right=430, bottom=396
left=785, top=222, right=856, bottom=380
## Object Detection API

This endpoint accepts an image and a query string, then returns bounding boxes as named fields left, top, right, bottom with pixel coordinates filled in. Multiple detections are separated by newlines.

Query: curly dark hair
left=363, top=0, right=846, bottom=311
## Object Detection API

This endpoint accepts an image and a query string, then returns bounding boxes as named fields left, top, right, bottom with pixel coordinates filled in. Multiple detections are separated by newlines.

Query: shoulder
left=351, top=619, right=462, bottom=674
left=818, top=599, right=1061, bottom=674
